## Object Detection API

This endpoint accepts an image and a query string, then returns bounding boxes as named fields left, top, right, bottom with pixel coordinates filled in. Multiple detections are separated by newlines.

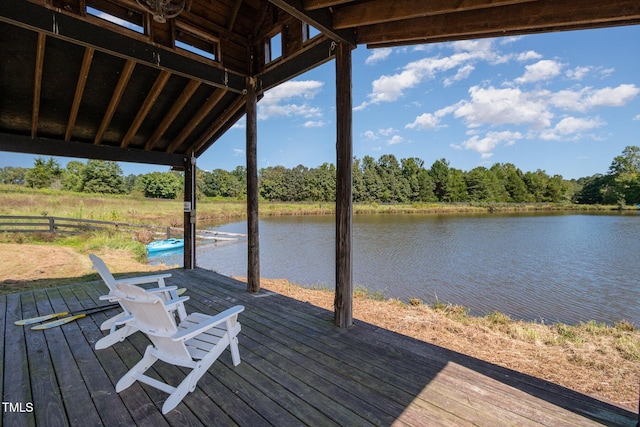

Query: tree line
left=1, top=146, right=639, bottom=206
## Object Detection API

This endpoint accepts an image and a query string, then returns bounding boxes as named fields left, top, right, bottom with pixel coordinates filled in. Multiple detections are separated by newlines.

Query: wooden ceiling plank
left=332, top=0, right=537, bottom=29
left=356, top=0, right=640, bottom=45
left=303, top=0, right=355, bottom=11
left=166, top=88, right=228, bottom=154
left=145, top=79, right=202, bottom=151
left=65, top=47, right=94, bottom=141
left=188, top=94, right=247, bottom=155
left=94, top=59, right=136, bottom=145
left=31, top=32, right=46, bottom=138
left=268, top=0, right=356, bottom=46
left=121, top=70, right=172, bottom=148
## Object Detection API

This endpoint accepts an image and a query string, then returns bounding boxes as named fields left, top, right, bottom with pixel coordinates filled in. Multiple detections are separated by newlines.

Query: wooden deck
left=1, top=268, right=636, bottom=426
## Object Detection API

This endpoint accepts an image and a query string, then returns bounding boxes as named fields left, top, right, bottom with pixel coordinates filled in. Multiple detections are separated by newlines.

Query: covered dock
left=1, top=269, right=635, bottom=426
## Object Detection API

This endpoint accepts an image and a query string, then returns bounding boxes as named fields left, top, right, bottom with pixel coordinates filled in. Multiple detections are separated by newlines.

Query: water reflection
left=150, top=213, right=640, bottom=325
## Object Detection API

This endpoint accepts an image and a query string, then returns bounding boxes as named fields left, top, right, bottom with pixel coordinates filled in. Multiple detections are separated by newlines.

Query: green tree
left=445, top=168, right=468, bottom=202
left=0, top=166, right=27, bottom=185
left=81, top=160, right=126, bottom=194
left=138, top=171, right=182, bottom=199
left=62, top=160, right=86, bottom=192
left=429, top=159, right=450, bottom=202
left=25, top=157, right=63, bottom=189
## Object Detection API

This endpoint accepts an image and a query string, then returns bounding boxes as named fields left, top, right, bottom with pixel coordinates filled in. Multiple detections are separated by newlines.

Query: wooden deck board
left=2, top=268, right=637, bottom=426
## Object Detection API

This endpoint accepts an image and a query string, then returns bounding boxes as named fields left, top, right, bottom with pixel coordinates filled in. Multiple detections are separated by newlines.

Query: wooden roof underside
left=1, top=0, right=639, bottom=167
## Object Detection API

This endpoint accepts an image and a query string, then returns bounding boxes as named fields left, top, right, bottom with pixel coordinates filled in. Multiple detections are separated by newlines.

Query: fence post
left=48, top=217, right=55, bottom=233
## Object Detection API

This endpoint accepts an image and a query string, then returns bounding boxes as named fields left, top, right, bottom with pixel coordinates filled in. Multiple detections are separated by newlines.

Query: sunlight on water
left=151, top=213, right=640, bottom=325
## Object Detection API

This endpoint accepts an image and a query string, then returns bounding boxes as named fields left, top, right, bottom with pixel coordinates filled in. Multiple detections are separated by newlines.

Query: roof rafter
left=121, top=70, right=172, bottom=148
left=31, top=33, right=46, bottom=138
left=268, top=0, right=356, bottom=46
left=94, top=60, right=136, bottom=145
left=145, top=80, right=202, bottom=151
left=66, top=47, right=95, bottom=141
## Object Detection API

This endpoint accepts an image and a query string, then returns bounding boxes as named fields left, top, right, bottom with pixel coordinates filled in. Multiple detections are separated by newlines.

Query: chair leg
left=116, top=346, right=158, bottom=392
left=95, top=325, right=136, bottom=350
left=229, top=336, right=241, bottom=366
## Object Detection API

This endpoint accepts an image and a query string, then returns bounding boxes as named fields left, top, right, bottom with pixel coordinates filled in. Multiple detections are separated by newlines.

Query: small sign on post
left=183, top=202, right=191, bottom=212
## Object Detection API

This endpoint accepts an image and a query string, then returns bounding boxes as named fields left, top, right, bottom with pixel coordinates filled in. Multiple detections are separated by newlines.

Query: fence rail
left=0, top=216, right=246, bottom=240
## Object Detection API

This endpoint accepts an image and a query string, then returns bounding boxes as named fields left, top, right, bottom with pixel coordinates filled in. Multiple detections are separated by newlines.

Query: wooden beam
left=334, top=41, right=353, bottom=328
left=94, top=59, right=136, bottom=145
left=183, top=156, right=196, bottom=270
left=357, top=0, right=640, bottom=46
left=303, top=0, right=355, bottom=11
left=121, top=70, right=172, bottom=148
left=0, top=0, right=246, bottom=93
left=31, top=32, right=45, bottom=138
left=246, top=77, right=260, bottom=293
left=188, top=94, right=247, bottom=155
left=65, top=47, right=94, bottom=141
left=0, top=133, right=186, bottom=167
left=166, top=88, right=227, bottom=154
left=227, top=0, right=243, bottom=31
left=257, top=37, right=336, bottom=93
left=145, top=79, right=201, bottom=151
left=268, top=0, right=356, bottom=47
left=332, top=0, right=537, bottom=29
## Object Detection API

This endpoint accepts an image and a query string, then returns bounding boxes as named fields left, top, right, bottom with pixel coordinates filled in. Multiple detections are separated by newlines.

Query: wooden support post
left=246, top=77, right=260, bottom=292
left=334, top=42, right=353, bottom=328
left=183, top=155, right=196, bottom=269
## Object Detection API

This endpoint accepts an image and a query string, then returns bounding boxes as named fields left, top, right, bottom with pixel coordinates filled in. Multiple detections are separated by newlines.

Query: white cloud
left=444, top=64, right=475, bottom=87
left=454, top=131, right=523, bottom=158
left=379, top=127, right=395, bottom=136
left=303, top=120, right=326, bottom=128
left=554, top=116, right=604, bottom=135
left=540, top=116, right=605, bottom=140
left=566, top=66, right=592, bottom=80
left=356, top=42, right=498, bottom=110
left=233, top=148, right=245, bottom=156
left=406, top=113, right=440, bottom=130
left=362, top=130, right=378, bottom=140
left=388, top=135, right=404, bottom=145
left=516, top=51, right=543, bottom=62
left=454, top=86, right=553, bottom=129
left=515, top=59, right=562, bottom=84
left=634, top=114, right=640, bottom=121
left=550, top=84, right=640, bottom=112
left=259, top=80, right=324, bottom=120
left=365, top=48, right=392, bottom=65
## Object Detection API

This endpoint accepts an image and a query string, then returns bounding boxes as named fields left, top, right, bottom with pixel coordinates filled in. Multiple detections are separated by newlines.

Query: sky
left=2, top=25, right=639, bottom=180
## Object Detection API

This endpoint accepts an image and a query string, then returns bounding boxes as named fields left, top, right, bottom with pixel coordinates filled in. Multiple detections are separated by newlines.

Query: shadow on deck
left=1, top=268, right=636, bottom=426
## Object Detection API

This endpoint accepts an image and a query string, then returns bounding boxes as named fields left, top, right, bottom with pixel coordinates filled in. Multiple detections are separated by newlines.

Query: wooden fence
left=0, top=215, right=246, bottom=241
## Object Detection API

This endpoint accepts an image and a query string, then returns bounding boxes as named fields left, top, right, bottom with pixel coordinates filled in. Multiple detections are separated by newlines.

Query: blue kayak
left=146, top=238, right=184, bottom=253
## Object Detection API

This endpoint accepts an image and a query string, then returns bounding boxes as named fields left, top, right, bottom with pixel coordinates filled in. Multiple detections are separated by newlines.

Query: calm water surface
left=150, top=213, right=640, bottom=325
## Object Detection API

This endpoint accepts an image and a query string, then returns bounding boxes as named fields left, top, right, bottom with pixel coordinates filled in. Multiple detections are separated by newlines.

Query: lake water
left=150, top=212, right=640, bottom=325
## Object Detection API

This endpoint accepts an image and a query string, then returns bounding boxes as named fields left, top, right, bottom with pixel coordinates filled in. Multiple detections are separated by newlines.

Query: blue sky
left=2, top=25, right=639, bottom=180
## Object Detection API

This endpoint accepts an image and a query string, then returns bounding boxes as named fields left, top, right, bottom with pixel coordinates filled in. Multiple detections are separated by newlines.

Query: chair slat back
left=89, top=254, right=117, bottom=291
left=115, top=283, right=192, bottom=362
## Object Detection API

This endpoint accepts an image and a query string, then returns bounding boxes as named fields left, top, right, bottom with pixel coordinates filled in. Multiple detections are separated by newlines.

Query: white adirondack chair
left=106, top=282, right=245, bottom=414
left=90, top=254, right=187, bottom=350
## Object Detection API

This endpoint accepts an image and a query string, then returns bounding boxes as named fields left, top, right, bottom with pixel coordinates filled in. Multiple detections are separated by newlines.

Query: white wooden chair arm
left=115, top=273, right=172, bottom=286
left=164, top=296, right=190, bottom=310
left=172, top=306, right=244, bottom=342
left=113, top=314, right=134, bottom=326
left=145, top=285, right=178, bottom=294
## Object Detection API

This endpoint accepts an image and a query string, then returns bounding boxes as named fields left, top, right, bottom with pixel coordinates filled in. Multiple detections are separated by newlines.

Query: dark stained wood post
left=246, top=76, right=260, bottom=292
left=335, top=42, right=353, bottom=328
left=184, top=155, right=196, bottom=269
